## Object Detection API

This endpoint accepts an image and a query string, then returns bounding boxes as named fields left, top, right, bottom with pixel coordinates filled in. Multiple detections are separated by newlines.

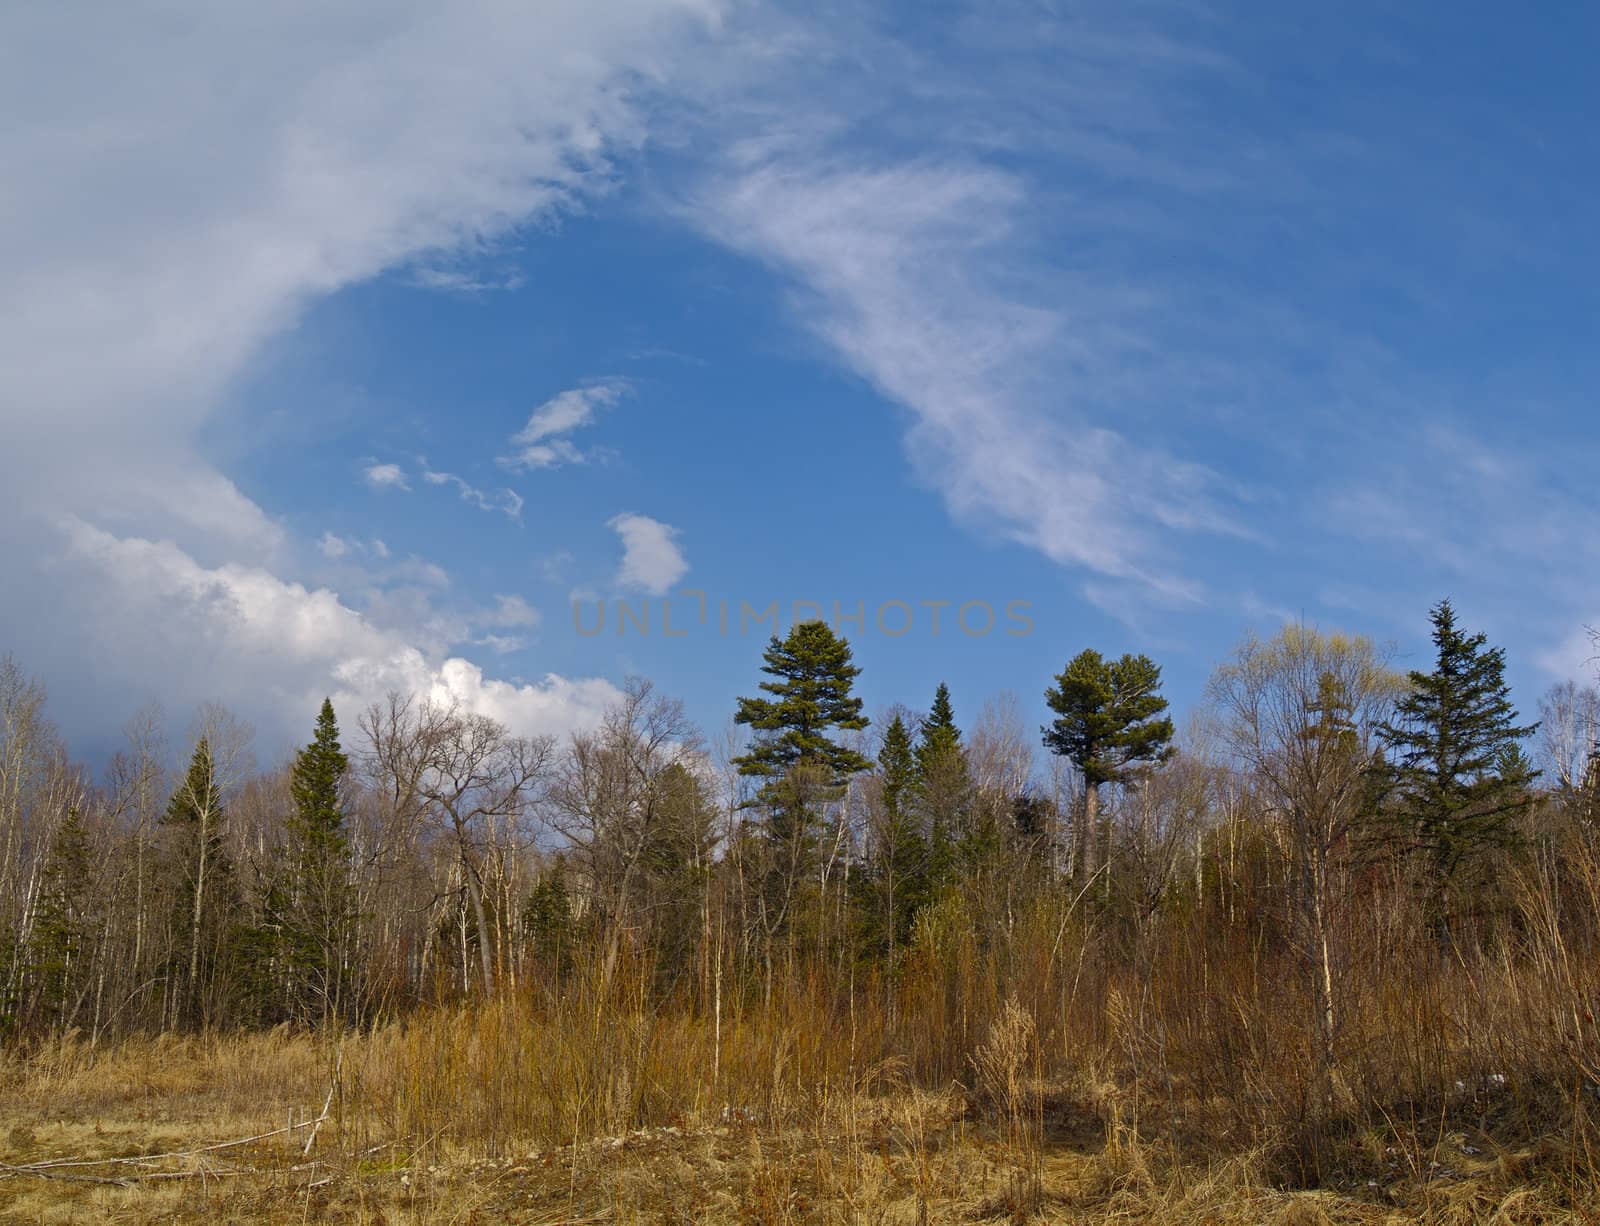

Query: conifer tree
left=1377, top=600, right=1539, bottom=915
left=733, top=621, right=871, bottom=793
left=915, top=683, right=971, bottom=885
left=861, top=715, right=928, bottom=963
left=28, top=808, right=93, bottom=1028
left=734, top=622, right=870, bottom=959
left=643, top=762, right=718, bottom=992
left=285, top=699, right=351, bottom=1024
left=161, top=737, right=241, bottom=1029
left=523, top=858, right=575, bottom=983
left=1043, top=651, right=1175, bottom=890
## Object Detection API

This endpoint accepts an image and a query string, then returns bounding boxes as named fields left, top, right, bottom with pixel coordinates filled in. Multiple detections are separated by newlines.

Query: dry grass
left=2, top=1002, right=1598, bottom=1223
left=9, top=849, right=1600, bottom=1222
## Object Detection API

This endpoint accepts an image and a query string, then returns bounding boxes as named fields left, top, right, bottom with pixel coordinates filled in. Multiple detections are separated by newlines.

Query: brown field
left=3, top=982, right=1599, bottom=1225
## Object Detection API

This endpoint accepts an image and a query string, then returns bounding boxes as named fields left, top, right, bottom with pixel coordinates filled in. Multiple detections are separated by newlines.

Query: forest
left=3, top=600, right=1600, bottom=1222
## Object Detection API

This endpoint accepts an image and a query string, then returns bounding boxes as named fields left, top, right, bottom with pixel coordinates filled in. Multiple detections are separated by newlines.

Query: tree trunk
left=1074, top=784, right=1100, bottom=890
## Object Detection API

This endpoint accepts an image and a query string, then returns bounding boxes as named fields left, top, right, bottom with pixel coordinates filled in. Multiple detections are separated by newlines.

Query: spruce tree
left=284, top=699, right=351, bottom=1024
left=523, top=859, right=575, bottom=983
left=1043, top=650, right=1175, bottom=890
left=643, top=762, right=718, bottom=992
left=1377, top=600, right=1539, bottom=914
left=28, top=808, right=93, bottom=1029
left=162, top=737, right=241, bottom=1029
left=861, top=715, right=928, bottom=963
left=915, top=683, right=971, bottom=885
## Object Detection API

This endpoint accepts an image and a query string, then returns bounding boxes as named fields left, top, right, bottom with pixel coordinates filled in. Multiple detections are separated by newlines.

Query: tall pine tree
left=733, top=622, right=870, bottom=961
left=1377, top=600, right=1538, bottom=918
left=1043, top=651, right=1175, bottom=891
left=733, top=621, right=871, bottom=793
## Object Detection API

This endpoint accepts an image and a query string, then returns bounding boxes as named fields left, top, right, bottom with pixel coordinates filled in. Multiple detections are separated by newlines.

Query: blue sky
left=3, top=0, right=1598, bottom=763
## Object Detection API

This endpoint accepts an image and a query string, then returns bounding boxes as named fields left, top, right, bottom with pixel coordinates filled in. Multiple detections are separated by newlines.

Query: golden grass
left=2, top=998, right=1598, bottom=1224
left=9, top=852, right=1600, bottom=1221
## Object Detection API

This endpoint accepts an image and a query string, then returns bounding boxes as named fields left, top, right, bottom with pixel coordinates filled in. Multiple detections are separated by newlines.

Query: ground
left=2, top=1069, right=1594, bottom=1224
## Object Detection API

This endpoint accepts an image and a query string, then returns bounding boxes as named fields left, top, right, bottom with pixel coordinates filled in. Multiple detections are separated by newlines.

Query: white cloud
left=0, top=0, right=720, bottom=747
left=319, top=532, right=399, bottom=563
left=318, top=531, right=351, bottom=559
left=500, top=380, right=631, bottom=471
left=608, top=513, right=689, bottom=595
left=363, top=463, right=410, bottom=492
left=408, top=266, right=527, bottom=295
left=689, top=151, right=1242, bottom=599
left=56, top=518, right=619, bottom=743
left=486, top=594, right=541, bottom=629
left=1539, top=626, right=1600, bottom=686
left=420, top=462, right=523, bottom=521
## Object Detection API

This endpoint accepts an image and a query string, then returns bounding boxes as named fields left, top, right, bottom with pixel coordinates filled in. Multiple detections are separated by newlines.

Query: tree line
left=0, top=598, right=1594, bottom=1047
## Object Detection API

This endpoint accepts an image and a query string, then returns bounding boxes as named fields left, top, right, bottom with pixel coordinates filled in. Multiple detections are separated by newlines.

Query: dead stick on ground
left=303, top=1044, right=344, bottom=1158
left=5, top=1114, right=333, bottom=1176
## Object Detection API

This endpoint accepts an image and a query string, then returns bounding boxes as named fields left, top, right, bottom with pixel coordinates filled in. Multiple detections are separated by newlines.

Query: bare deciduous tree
left=361, top=694, right=551, bottom=992
left=1206, top=626, right=1399, bottom=1095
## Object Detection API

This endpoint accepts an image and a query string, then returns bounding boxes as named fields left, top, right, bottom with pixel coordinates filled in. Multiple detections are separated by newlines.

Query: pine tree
left=733, top=622, right=870, bottom=959
left=1377, top=600, right=1539, bottom=916
left=1043, top=650, right=1175, bottom=890
left=284, top=699, right=352, bottom=1024
left=733, top=621, right=871, bottom=794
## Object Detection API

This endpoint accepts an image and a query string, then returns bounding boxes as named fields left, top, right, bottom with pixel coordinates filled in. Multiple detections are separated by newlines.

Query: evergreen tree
left=28, top=808, right=94, bottom=1029
left=523, top=858, right=575, bottom=983
left=860, top=716, right=928, bottom=963
left=161, top=737, right=242, bottom=1029
left=915, top=683, right=971, bottom=885
left=284, top=699, right=352, bottom=1024
left=733, top=621, right=871, bottom=795
left=1043, top=650, right=1175, bottom=890
left=733, top=622, right=870, bottom=958
left=1377, top=600, right=1539, bottom=913
left=642, top=762, right=718, bottom=992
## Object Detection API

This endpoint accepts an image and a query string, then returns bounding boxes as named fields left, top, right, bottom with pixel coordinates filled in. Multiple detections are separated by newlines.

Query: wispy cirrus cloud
left=408, top=266, right=527, bottom=295
left=420, top=461, right=524, bottom=522
left=690, top=151, right=1242, bottom=603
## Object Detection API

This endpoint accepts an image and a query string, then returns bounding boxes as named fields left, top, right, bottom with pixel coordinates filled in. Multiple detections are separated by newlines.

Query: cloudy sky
left=4, top=1, right=1598, bottom=760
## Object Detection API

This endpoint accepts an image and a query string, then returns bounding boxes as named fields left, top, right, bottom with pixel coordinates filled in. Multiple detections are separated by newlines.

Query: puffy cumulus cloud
left=608, top=513, right=689, bottom=595
left=53, top=517, right=621, bottom=748
left=0, top=0, right=721, bottom=748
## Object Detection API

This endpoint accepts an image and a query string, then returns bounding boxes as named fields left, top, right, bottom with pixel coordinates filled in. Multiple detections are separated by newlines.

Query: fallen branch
left=0, top=1105, right=333, bottom=1185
